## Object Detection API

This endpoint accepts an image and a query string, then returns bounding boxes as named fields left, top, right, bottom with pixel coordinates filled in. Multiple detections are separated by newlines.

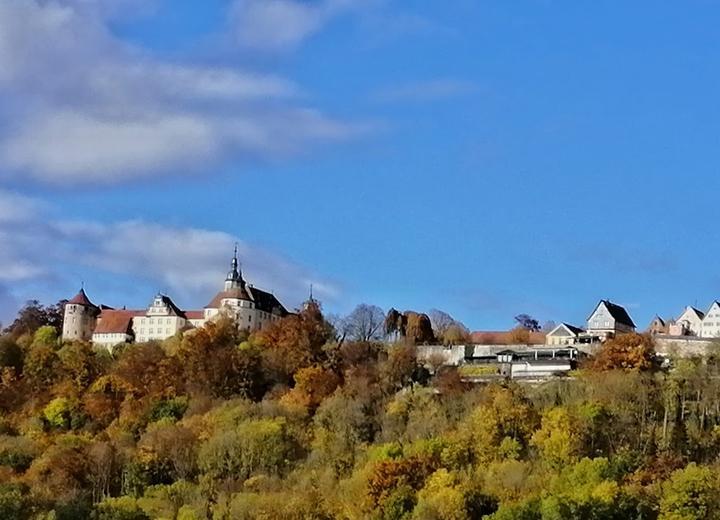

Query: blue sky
left=1, top=0, right=720, bottom=331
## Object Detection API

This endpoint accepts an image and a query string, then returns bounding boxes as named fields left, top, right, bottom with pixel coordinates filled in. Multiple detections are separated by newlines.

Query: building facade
left=63, top=248, right=289, bottom=349
left=701, top=301, right=720, bottom=338
left=669, top=306, right=704, bottom=336
left=62, top=288, right=100, bottom=342
left=545, top=323, right=585, bottom=346
left=586, top=300, right=636, bottom=340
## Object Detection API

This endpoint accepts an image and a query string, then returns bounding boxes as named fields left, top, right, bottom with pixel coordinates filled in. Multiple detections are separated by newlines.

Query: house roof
left=153, top=295, right=186, bottom=317
left=679, top=306, right=705, bottom=321
left=205, top=287, right=252, bottom=309
left=588, top=300, right=636, bottom=329
left=247, top=286, right=288, bottom=315
left=548, top=323, right=585, bottom=337
left=690, top=307, right=705, bottom=319
left=205, top=285, right=288, bottom=315
left=651, top=316, right=665, bottom=327
left=705, top=301, right=720, bottom=315
left=184, top=310, right=204, bottom=320
left=67, top=288, right=97, bottom=308
left=94, top=310, right=140, bottom=334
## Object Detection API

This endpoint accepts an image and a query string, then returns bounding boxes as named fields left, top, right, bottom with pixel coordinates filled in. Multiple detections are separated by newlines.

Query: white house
left=92, top=310, right=138, bottom=348
left=701, top=301, right=720, bottom=338
left=545, top=323, right=585, bottom=346
left=670, top=306, right=704, bottom=336
left=133, top=295, right=189, bottom=343
left=586, top=300, right=636, bottom=340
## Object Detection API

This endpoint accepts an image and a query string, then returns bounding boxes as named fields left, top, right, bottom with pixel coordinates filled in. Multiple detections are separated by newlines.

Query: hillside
left=0, top=301, right=717, bottom=519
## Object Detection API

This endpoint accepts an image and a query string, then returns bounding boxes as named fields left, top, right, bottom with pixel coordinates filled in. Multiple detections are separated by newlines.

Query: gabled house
left=92, top=309, right=141, bottom=349
left=701, top=301, right=720, bottom=338
left=586, top=300, right=636, bottom=340
left=669, top=306, right=704, bottom=336
left=132, top=294, right=192, bottom=343
left=546, top=323, right=585, bottom=346
left=646, top=316, right=668, bottom=336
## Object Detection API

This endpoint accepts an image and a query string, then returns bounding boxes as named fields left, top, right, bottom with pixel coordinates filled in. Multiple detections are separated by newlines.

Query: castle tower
left=62, top=287, right=99, bottom=342
left=224, top=244, right=246, bottom=291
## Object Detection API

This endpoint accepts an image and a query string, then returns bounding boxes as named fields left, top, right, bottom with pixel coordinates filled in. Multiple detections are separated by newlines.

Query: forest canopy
left=0, top=300, right=716, bottom=519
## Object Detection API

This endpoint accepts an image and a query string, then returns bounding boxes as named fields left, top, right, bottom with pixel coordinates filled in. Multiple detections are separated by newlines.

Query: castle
left=62, top=248, right=288, bottom=349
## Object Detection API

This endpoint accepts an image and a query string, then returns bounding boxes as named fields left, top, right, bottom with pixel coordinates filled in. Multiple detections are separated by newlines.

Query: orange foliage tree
left=281, top=365, right=341, bottom=412
left=591, top=333, right=656, bottom=371
left=253, top=300, right=334, bottom=385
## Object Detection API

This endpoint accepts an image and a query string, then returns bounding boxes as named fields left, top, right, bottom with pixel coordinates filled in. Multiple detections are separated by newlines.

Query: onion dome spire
left=224, top=244, right=245, bottom=290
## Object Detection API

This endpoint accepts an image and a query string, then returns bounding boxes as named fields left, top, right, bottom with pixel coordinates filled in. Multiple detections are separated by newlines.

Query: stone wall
left=654, top=336, right=719, bottom=357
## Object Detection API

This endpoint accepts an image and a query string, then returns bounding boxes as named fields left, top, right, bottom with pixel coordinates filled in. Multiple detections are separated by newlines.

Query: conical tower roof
left=67, top=287, right=96, bottom=308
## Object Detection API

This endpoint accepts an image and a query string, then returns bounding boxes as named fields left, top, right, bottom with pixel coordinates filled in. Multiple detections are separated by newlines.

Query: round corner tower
left=62, top=287, right=99, bottom=342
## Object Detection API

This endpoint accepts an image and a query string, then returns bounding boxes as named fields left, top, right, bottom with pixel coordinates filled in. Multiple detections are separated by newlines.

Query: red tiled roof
left=185, top=310, right=204, bottom=320
left=471, top=330, right=547, bottom=345
left=205, top=287, right=252, bottom=309
left=67, top=288, right=96, bottom=307
left=94, top=310, right=139, bottom=335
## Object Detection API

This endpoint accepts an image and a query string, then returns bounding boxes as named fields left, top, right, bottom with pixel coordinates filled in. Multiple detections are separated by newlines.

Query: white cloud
left=230, top=0, right=364, bottom=51
left=0, top=0, right=356, bottom=185
left=0, top=190, right=339, bottom=311
left=232, top=0, right=328, bottom=51
left=0, top=190, right=44, bottom=223
left=3, top=110, right=220, bottom=182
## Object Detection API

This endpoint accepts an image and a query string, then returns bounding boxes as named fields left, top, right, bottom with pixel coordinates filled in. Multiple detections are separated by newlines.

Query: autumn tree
left=254, top=299, right=333, bottom=385
left=591, top=333, right=656, bottom=371
left=381, top=344, right=425, bottom=393
left=281, top=364, right=341, bottom=412
left=198, top=417, right=298, bottom=482
left=531, top=407, right=589, bottom=469
left=404, top=312, right=435, bottom=345
left=509, top=326, right=531, bottom=345
left=659, top=463, right=720, bottom=520
left=177, top=318, right=264, bottom=399
left=384, top=308, right=405, bottom=342
left=0, top=336, right=23, bottom=373
left=3, top=300, right=65, bottom=338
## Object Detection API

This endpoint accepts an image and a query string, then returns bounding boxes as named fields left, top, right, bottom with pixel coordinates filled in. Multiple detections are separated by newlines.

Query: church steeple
left=224, top=244, right=245, bottom=290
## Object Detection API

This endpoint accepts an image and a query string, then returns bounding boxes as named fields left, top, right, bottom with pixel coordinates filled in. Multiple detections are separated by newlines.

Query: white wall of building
left=701, top=302, right=720, bottom=338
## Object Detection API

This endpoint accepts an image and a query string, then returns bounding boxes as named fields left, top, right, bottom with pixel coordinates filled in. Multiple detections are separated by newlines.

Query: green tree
left=95, top=496, right=150, bottom=520
left=659, top=463, right=720, bottom=520
left=4, top=300, right=64, bottom=338
left=0, top=484, right=30, bottom=520
left=531, top=407, right=586, bottom=469
left=412, top=469, right=478, bottom=520
left=199, top=417, right=296, bottom=481
left=32, top=325, right=59, bottom=348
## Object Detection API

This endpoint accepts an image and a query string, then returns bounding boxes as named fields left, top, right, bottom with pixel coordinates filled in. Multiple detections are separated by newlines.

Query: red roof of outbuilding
left=470, top=330, right=547, bottom=345
left=94, top=310, right=140, bottom=334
